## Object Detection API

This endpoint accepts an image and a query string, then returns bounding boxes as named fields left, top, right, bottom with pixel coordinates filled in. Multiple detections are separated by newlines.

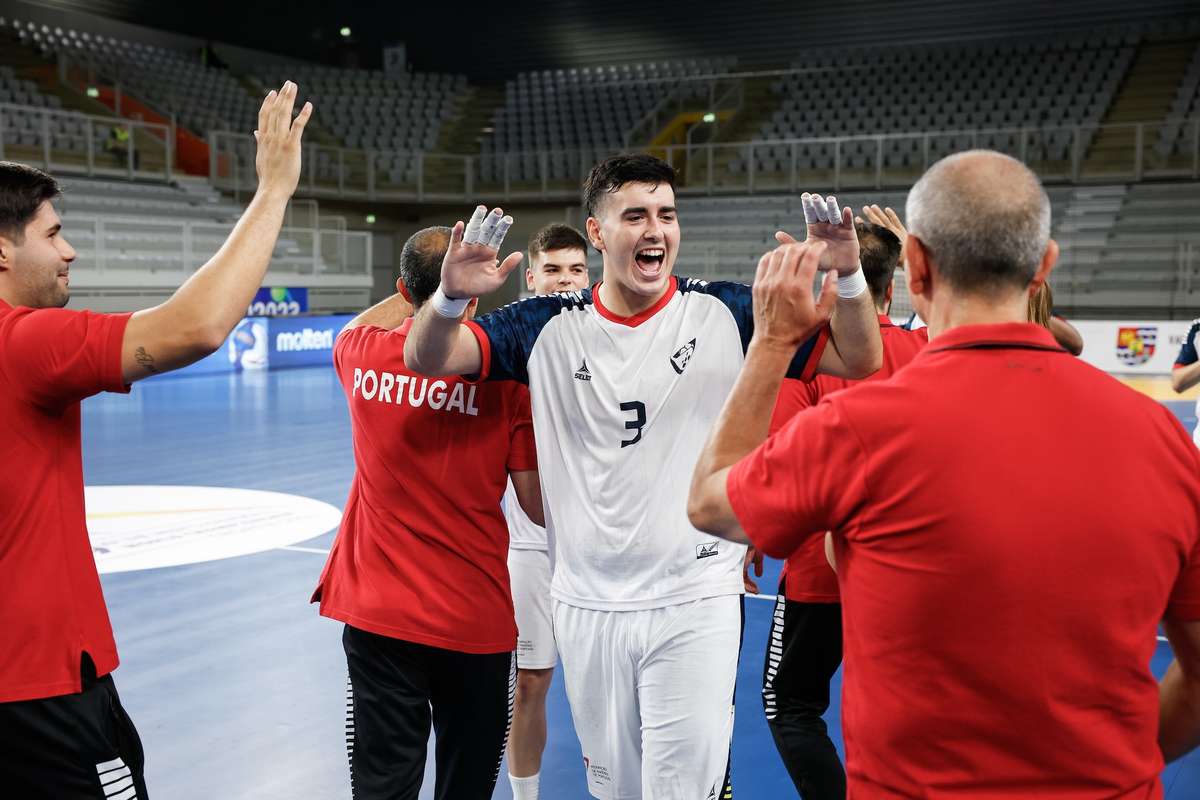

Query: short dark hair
left=397, top=226, right=451, bottom=306
left=855, top=221, right=902, bottom=305
left=0, top=162, right=60, bottom=244
left=528, top=223, right=588, bottom=259
left=583, top=153, right=676, bottom=218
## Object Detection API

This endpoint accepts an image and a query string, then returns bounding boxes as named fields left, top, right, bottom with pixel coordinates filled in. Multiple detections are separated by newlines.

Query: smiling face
left=527, top=247, right=589, bottom=295
left=0, top=201, right=76, bottom=309
left=586, top=181, right=680, bottom=310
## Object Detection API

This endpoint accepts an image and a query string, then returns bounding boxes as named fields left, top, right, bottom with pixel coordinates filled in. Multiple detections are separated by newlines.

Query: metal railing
left=0, top=102, right=173, bottom=181
left=625, top=75, right=745, bottom=148
left=61, top=213, right=372, bottom=277
left=209, top=118, right=1200, bottom=204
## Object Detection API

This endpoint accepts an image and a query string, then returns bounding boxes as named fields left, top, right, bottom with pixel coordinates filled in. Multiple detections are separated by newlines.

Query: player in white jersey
left=404, top=154, right=882, bottom=799
left=1172, top=318, right=1200, bottom=446
left=505, top=223, right=590, bottom=800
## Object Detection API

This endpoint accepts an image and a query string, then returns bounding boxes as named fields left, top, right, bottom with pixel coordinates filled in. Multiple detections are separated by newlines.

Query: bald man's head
left=906, top=150, right=1051, bottom=296
left=398, top=226, right=451, bottom=306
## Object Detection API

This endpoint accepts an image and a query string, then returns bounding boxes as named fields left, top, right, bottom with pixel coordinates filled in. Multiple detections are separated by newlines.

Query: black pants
left=343, top=624, right=515, bottom=800
left=0, top=657, right=148, bottom=800
left=761, top=577, right=845, bottom=799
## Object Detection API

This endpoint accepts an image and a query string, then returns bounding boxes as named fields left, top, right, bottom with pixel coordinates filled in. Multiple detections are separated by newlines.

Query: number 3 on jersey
left=619, top=401, right=646, bottom=448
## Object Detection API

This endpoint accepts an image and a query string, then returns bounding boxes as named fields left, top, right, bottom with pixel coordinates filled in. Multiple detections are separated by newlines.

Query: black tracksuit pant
left=761, top=576, right=845, bottom=800
left=343, top=624, right=515, bottom=800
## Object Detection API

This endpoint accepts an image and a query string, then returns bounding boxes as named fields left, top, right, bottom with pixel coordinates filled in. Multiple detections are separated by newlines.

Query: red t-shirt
left=729, top=322, right=1200, bottom=798
left=313, top=320, right=537, bottom=653
left=0, top=299, right=131, bottom=702
left=771, top=317, right=927, bottom=603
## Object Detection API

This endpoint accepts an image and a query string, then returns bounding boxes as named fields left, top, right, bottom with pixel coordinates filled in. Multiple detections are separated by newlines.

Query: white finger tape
left=489, top=215, right=514, bottom=250
left=477, top=209, right=502, bottom=245
left=463, top=206, right=486, bottom=244
left=826, top=196, right=842, bottom=225
left=802, top=194, right=819, bottom=224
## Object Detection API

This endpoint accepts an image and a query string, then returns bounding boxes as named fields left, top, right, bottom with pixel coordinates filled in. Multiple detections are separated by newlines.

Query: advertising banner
left=1074, top=320, right=1194, bottom=375
left=248, top=287, right=309, bottom=316
left=149, top=313, right=352, bottom=379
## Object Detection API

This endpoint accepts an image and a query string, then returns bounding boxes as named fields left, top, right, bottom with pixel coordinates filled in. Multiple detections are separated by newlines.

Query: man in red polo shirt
left=312, top=224, right=543, bottom=800
left=689, top=150, right=1200, bottom=797
left=763, top=220, right=926, bottom=799
left=0, top=83, right=310, bottom=799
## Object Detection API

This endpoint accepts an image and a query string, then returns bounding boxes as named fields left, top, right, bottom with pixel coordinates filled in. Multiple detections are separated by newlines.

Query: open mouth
left=634, top=248, right=665, bottom=276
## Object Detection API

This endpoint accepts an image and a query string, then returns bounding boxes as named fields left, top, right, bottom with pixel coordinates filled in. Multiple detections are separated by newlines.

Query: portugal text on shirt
left=351, top=368, right=481, bottom=415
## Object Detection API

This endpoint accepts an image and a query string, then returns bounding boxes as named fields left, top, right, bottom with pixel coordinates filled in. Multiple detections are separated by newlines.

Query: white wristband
left=430, top=285, right=470, bottom=319
left=837, top=266, right=868, bottom=299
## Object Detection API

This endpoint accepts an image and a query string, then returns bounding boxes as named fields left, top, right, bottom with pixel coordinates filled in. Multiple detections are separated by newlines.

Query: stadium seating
left=481, top=58, right=737, bottom=182
left=740, top=31, right=1137, bottom=176
left=672, top=182, right=1200, bottom=317
left=1158, top=40, right=1200, bottom=159
left=0, top=63, right=94, bottom=151
left=253, top=64, right=466, bottom=187
left=8, top=18, right=262, bottom=139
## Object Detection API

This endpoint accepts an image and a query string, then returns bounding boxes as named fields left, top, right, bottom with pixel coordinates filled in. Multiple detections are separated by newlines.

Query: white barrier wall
left=1074, top=320, right=1197, bottom=375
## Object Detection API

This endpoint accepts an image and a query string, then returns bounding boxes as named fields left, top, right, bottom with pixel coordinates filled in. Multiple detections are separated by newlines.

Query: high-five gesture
left=752, top=241, right=838, bottom=349
left=440, top=206, right=523, bottom=299
left=773, top=192, right=860, bottom=275
left=800, top=193, right=859, bottom=276
left=254, top=81, right=312, bottom=199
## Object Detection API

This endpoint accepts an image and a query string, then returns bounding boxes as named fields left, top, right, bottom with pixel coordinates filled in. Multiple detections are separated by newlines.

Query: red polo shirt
left=770, top=316, right=927, bottom=603
left=0, top=299, right=131, bottom=703
left=729, top=322, right=1200, bottom=798
left=313, top=319, right=537, bottom=653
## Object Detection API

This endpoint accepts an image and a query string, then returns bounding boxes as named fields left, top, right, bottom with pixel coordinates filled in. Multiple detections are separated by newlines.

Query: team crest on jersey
left=696, top=541, right=719, bottom=559
left=574, top=359, right=593, bottom=382
left=671, top=338, right=697, bottom=374
left=1116, top=325, right=1156, bottom=366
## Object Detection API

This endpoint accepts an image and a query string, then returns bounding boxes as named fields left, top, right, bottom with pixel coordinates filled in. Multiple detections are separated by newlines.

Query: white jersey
left=504, top=477, right=548, bottom=550
left=472, top=276, right=826, bottom=610
left=1175, top=319, right=1200, bottom=447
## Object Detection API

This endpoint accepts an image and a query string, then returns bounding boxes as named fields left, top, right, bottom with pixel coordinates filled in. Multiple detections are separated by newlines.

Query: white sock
left=509, top=772, right=540, bottom=800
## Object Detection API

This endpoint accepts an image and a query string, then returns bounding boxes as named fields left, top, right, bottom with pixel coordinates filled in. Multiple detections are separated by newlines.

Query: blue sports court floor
left=82, top=366, right=1200, bottom=799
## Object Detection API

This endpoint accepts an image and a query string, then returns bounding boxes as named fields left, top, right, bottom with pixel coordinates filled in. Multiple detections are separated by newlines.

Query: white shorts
left=509, top=548, right=557, bottom=670
left=554, top=595, right=741, bottom=800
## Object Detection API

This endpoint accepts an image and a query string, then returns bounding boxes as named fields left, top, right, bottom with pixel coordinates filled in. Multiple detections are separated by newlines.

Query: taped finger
left=812, top=194, right=830, bottom=223
left=802, top=193, right=819, bottom=224
left=826, top=196, right=841, bottom=226
left=463, top=206, right=487, bottom=244
left=488, top=215, right=514, bottom=250
left=477, top=208, right=503, bottom=247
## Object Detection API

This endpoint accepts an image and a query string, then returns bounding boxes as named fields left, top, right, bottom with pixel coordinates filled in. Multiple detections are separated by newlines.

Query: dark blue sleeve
left=468, top=292, right=583, bottom=383
left=1177, top=321, right=1200, bottom=367
left=679, top=278, right=826, bottom=381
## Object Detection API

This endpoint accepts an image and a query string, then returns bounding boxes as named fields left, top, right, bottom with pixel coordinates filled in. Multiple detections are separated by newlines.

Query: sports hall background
left=2, top=0, right=1199, bottom=796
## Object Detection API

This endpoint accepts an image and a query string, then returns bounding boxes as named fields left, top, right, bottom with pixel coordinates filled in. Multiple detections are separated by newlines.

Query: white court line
left=273, top=550, right=1174, bottom=644
left=278, top=545, right=331, bottom=555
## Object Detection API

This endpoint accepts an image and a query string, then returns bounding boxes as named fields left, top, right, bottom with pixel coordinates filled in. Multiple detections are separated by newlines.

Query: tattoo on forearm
left=135, top=346, right=161, bottom=374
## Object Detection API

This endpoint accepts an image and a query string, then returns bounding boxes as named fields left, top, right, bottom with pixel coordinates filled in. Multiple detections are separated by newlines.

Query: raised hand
left=254, top=81, right=312, bottom=199
left=861, top=204, right=908, bottom=265
left=801, top=193, right=859, bottom=276
left=752, top=241, right=838, bottom=349
left=440, top=206, right=523, bottom=299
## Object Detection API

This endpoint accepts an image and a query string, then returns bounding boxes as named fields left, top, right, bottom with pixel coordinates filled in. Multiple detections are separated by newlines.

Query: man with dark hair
left=0, top=82, right=310, bottom=800
left=313, top=225, right=544, bottom=800
left=762, top=219, right=926, bottom=800
left=689, top=150, right=1200, bottom=796
left=505, top=222, right=589, bottom=800
left=402, top=152, right=882, bottom=799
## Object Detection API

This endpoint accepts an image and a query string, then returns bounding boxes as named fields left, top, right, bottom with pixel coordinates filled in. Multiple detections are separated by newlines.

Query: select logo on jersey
left=574, top=359, right=593, bottom=382
left=1116, top=325, right=1157, bottom=366
left=696, top=541, right=719, bottom=559
left=671, top=338, right=697, bottom=374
